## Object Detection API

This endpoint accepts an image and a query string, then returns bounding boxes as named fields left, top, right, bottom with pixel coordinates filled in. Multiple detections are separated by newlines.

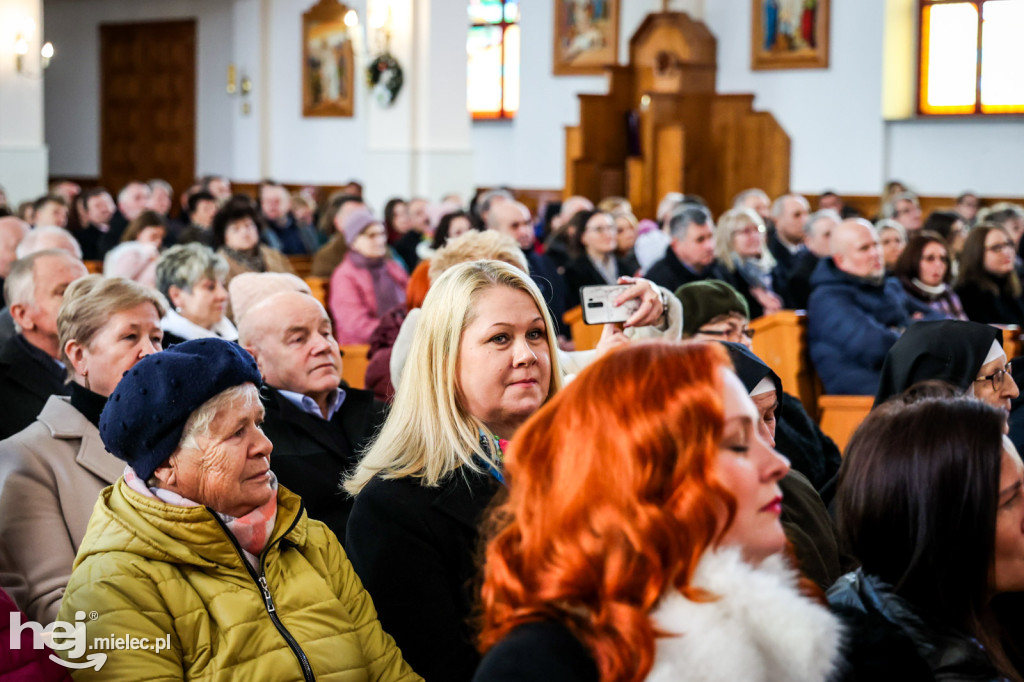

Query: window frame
left=468, top=0, right=518, bottom=121
left=917, top=0, right=1024, bottom=117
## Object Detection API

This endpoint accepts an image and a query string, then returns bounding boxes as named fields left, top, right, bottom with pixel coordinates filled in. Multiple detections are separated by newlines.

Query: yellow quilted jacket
left=57, top=479, right=421, bottom=681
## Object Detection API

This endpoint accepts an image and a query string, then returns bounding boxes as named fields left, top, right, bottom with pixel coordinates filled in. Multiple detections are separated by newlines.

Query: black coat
left=523, top=248, right=567, bottom=332
left=346, top=467, right=501, bottom=682
left=260, top=386, right=384, bottom=544
left=563, top=255, right=629, bottom=309
left=645, top=248, right=725, bottom=294
left=784, top=249, right=820, bottom=310
left=473, top=620, right=599, bottom=682
left=768, top=232, right=800, bottom=283
left=827, top=569, right=1005, bottom=681
left=0, top=335, right=70, bottom=439
left=955, top=279, right=1024, bottom=327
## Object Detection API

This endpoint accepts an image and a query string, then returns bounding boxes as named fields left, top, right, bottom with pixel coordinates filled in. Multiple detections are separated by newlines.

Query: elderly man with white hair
left=807, top=218, right=940, bottom=395
left=0, top=226, right=84, bottom=348
left=0, top=250, right=88, bottom=437
left=238, top=290, right=386, bottom=544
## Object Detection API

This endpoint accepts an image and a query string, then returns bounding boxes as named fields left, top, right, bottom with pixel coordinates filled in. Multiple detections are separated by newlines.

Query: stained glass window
left=468, top=0, right=519, bottom=119
left=919, top=0, right=1024, bottom=115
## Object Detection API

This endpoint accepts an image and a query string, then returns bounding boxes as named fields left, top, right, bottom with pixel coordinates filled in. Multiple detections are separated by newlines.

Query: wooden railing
left=562, top=306, right=604, bottom=351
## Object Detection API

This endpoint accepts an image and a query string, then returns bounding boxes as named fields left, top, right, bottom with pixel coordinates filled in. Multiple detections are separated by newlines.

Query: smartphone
left=580, top=285, right=640, bottom=325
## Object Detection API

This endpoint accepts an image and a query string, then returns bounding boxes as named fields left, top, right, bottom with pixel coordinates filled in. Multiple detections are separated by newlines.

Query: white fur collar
left=646, top=548, right=842, bottom=682
left=161, top=308, right=238, bottom=342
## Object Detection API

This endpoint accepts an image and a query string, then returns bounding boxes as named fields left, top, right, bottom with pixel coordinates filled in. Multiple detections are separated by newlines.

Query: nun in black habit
left=874, top=320, right=1014, bottom=410
left=720, top=341, right=849, bottom=590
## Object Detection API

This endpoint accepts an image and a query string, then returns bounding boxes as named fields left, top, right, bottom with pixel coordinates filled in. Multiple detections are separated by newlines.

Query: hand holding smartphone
left=580, top=285, right=641, bottom=325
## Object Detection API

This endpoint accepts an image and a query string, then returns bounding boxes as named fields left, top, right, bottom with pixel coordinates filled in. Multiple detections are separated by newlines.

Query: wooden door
left=100, top=21, right=196, bottom=198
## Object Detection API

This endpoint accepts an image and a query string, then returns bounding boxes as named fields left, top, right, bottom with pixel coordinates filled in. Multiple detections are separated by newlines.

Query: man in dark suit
left=0, top=250, right=88, bottom=438
left=486, top=200, right=567, bottom=334
left=784, top=208, right=840, bottom=310
left=239, top=289, right=385, bottom=543
left=768, top=193, right=811, bottom=283
left=646, top=205, right=725, bottom=292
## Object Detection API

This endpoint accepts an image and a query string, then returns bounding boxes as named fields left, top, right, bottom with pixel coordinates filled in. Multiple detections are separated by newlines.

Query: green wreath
left=366, top=53, right=404, bottom=107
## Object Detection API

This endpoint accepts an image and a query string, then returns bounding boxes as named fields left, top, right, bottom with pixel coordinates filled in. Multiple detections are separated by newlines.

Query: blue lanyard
left=477, top=431, right=506, bottom=485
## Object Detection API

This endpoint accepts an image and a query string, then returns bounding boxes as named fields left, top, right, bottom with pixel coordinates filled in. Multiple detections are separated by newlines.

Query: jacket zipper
left=211, top=509, right=315, bottom=682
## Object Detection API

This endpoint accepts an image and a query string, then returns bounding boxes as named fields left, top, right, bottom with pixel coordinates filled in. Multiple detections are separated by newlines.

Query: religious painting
left=302, top=0, right=355, bottom=117
left=553, top=0, right=620, bottom=75
left=751, top=0, right=830, bottom=70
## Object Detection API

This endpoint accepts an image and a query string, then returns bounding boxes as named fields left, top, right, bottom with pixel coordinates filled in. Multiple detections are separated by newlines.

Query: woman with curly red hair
left=474, top=341, right=843, bottom=681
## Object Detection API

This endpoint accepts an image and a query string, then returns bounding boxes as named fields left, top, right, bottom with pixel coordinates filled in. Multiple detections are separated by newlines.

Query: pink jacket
left=1, top=587, right=72, bottom=681
left=329, top=256, right=409, bottom=345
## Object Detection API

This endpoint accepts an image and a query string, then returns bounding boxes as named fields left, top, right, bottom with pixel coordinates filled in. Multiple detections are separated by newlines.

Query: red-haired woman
left=474, top=342, right=843, bottom=681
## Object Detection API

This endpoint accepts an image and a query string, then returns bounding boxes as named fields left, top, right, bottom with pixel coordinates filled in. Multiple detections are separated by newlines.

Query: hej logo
left=9, top=610, right=106, bottom=671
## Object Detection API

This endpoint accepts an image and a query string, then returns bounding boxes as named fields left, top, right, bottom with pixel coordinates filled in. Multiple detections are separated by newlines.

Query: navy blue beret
left=99, top=338, right=263, bottom=480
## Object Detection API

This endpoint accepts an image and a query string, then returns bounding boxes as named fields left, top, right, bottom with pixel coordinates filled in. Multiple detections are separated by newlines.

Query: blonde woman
left=0, top=276, right=164, bottom=623
left=345, top=261, right=564, bottom=682
left=715, top=207, right=783, bottom=318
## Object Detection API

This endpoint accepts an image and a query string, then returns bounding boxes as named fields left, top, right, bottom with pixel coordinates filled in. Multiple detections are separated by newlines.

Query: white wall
left=40, top=0, right=1024, bottom=200
left=1, top=0, right=48, bottom=204
left=44, top=0, right=236, bottom=180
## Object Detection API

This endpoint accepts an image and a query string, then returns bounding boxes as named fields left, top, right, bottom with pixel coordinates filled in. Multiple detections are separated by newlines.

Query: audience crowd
left=2, top=175, right=1024, bottom=681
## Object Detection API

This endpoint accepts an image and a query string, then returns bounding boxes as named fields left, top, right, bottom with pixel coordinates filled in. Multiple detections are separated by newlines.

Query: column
left=362, top=0, right=474, bottom=210
left=0, top=0, right=47, bottom=205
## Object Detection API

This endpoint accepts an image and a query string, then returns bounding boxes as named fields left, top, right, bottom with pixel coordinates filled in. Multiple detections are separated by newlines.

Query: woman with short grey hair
left=155, top=242, right=236, bottom=346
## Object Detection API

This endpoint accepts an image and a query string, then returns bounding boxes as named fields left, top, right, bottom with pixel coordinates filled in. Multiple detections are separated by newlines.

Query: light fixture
left=344, top=9, right=358, bottom=28
left=14, top=33, right=29, bottom=73
left=40, top=42, right=54, bottom=69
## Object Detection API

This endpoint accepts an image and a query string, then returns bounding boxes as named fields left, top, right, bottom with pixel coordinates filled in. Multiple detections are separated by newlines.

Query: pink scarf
left=124, top=466, right=278, bottom=566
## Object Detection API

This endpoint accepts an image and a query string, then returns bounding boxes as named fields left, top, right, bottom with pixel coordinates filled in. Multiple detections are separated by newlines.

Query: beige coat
left=0, top=396, right=124, bottom=623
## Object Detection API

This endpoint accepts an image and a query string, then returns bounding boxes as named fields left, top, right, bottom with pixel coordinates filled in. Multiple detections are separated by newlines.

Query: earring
left=175, top=306, right=182, bottom=313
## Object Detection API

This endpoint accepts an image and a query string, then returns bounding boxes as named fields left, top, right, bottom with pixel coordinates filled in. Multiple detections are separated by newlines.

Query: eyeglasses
left=696, top=327, right=756, bottom=340
left=975, top=361, right=1013, bottom=392
left=586, top=225, right=616, bottom=234
left=986, top=241, right=1015, bottom=254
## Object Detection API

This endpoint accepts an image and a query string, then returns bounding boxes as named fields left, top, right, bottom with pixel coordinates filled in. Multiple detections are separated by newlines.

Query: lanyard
left=477, top=430, right=507, bottom=485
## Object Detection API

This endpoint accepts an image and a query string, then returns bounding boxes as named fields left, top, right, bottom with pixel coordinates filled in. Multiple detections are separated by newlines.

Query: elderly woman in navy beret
left=56, top=338, right=419, bottom=681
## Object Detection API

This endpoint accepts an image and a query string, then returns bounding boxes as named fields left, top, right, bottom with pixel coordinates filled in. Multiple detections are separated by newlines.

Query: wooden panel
left=749, top=310, right=818, bottom=418
left=1004, top=326, right=1022, bottom=360
left=563, top=126, right=582, bottom=201
left=654, top=125, right=685, bottom=208
left=304, top=276, right=329, bottom=310
left=817, top=395, right=874, bottom=454
left=289, top=255, right=314, bottom=278
left=803, top=193, right=1024, bottom=221
left=563, top=306, right=604, bottom=351
left=339, top=344, right=370, bottom=389
left=101, top=21, right=196, bottom=199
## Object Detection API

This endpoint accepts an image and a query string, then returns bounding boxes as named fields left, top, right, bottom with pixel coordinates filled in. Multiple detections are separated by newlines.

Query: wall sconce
left=12, top=20, right=54, bottom=77
left=14, top=33, right=29, bottom=73
left=40, top=42, right=54, bottom=69
left=226, top=63, right=253, bottom=115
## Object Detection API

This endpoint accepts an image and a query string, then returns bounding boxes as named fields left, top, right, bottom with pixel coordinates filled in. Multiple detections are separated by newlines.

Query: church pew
left=749, top=310, right=819, bottom=419
left=339, top=344, right=370, bottom=390
left=304, top=276, right=330, bottom=310
left=563, top=306, right=604, bottom=351
left=84, top=260, right=103, bottom=274
left=289, top=255, right=314, bottom=278
left=816, top=395, right=874, bottom=454
left=1003, top=326, right=1022, bottom=360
